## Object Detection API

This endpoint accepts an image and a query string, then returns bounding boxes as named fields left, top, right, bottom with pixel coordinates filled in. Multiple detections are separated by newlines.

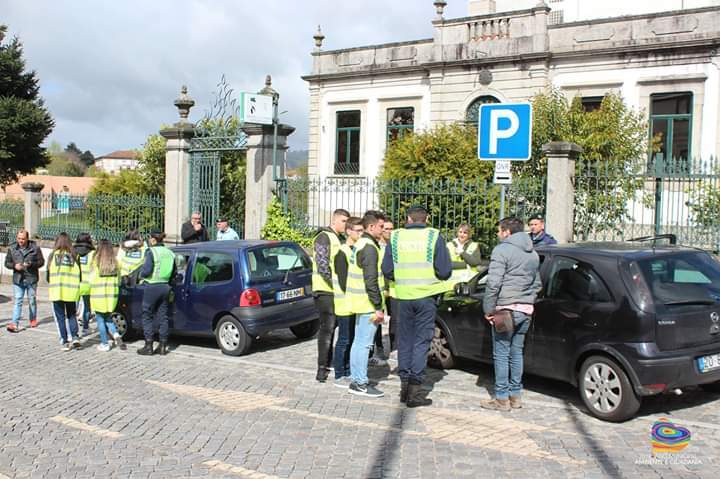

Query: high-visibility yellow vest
left=89, top=264, right=119, bottom=313
left=347, top=237, right=384, bottom=314
left=391, top=228, right=447, bottom=300
left=78, top=250, right=96, bottom=296
left=118, top=245, right=146, bottom=276
left=332, top=243, right=353, bottom=317
left=48, top=252, right=81, bottom=302
left=311, top=230, right=341, bottom=294
left=143, top=246, right=175, bottom=284
left=446, top=239, right=480, bottom=285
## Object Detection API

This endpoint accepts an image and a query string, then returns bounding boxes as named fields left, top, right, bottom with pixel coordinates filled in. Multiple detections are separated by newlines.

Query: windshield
left=246, top=245, right=310, bottom=282
left=637, top=252, right=720, bottom=305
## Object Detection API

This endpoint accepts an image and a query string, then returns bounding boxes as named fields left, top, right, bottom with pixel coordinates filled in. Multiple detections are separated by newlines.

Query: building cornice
left=312, top=38, right=433, bottom=57
left=548, top=5, right=720, bottom=30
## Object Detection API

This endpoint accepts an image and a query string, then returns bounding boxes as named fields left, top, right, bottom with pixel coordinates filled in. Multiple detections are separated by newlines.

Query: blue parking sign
left=478, top=103, right=532, bottom=161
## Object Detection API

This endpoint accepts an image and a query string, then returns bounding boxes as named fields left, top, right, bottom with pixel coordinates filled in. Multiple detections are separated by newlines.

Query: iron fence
left=574, top=156, right=720, bottom=250
left=276, top=175, right=546, bottom=255
left=37, top=193, right=165, bottom=244
left=0, top=195, right=24, bottom=245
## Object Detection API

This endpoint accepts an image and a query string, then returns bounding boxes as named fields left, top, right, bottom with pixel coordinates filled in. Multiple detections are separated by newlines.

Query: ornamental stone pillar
left=160, top=86, right=196, bottom=245
left=542, top=141, right=583, bottom=244
left=21, top=182, right=44, bottom=238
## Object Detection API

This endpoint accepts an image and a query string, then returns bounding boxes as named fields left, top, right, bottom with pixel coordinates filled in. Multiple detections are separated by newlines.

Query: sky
left=3, top=0, right=472, bottom=157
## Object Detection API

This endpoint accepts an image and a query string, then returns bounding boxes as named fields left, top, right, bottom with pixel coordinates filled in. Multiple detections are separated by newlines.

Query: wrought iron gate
left=188, top=77, right=248, bottom=235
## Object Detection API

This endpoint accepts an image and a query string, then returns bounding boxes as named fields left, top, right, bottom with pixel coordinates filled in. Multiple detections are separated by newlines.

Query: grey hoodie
left=483, top=232, right=542, bottom=314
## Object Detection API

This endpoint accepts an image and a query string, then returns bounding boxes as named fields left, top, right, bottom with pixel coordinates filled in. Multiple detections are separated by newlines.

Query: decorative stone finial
left=174, top=85, right=195, bottom=123
left=259, top=75, right=278, bottom=100
left=434, top=1, right=447, bottom=19
left=313, top=25, right=325, bottom=51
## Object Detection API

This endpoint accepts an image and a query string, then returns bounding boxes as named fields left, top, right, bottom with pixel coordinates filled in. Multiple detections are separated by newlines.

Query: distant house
left=94, top=150, right=139, bottom=174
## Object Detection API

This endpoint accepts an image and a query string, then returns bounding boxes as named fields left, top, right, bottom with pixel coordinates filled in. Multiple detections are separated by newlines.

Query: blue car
left=113, top=240, right=319, bottom=355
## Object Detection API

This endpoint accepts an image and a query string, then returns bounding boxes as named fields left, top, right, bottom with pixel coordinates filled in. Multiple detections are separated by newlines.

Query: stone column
left=160, top=86, right=196, bottom=245
left=242, top=123, right=295, bottom=239
left=542, top=141, right=583, bottom=244
left=21, top=182, right=43, bottom=238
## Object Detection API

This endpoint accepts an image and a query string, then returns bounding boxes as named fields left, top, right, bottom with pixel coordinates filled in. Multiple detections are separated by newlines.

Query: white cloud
left=4, top=0, right=468, bottom=155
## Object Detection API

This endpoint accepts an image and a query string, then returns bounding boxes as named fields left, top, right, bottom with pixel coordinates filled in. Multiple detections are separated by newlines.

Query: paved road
left=0, top=283, right=718, bottom=478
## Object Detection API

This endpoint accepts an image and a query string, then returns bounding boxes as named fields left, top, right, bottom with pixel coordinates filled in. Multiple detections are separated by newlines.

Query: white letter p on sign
left=488, top=109, right=519, bottom=155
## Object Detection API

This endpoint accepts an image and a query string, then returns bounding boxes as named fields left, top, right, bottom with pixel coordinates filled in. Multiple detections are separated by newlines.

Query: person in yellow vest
left=330, top=216, right=363, bottom=388
left=136, top=230, right=176, bottom=356
left=446, top=223, right=483, bottom=287
left=382, top=205, right=452, bottom=407
left=117, top=229, right=146, bottom=281
left=90, top=239, right=126, bottom=352
left=47, top=232, right=82, bottom=351
left=74, top=232, right=95, bottom=337
left=347, top=211, right=386, bottom=398
left=311, top=208, right=350, bottom=382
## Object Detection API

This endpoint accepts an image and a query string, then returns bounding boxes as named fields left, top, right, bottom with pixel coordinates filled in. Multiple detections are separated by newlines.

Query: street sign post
left=477, top=102, right=533, bottom=217
left=239, top=92, right=273, bottom=125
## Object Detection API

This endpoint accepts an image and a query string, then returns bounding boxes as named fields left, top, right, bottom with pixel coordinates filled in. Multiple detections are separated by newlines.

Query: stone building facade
left=303, top=0, right=720, bottom=179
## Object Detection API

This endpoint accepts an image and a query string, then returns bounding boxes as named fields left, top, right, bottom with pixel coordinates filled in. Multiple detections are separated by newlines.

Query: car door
left=179, top=250, right=236, bottom=333
left=529, top=255, right=615, bottom=381
left=440, top=277, right=493, bottom=362
left=169, top=250, right=193, bottom=331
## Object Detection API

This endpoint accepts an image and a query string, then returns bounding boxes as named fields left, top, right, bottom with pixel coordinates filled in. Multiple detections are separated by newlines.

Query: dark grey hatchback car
left=430, top=241, right=720, bottom=422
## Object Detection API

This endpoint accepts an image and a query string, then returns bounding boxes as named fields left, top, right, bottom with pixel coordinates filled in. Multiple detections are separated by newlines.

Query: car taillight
left=240, top=288, right=261, bottom=307
left=624, top=261, right=655, bottom=314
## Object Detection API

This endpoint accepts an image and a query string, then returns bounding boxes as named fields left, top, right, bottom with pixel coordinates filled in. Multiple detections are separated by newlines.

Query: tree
left=64, top=142, right=82, bottom=159
left=46, top=140, right=86, bottom=176
left=381, top=122, right=494, bottom=180
left=79, top=150, right=95, bottom=166
left=0, top=25, right=54, bottom=186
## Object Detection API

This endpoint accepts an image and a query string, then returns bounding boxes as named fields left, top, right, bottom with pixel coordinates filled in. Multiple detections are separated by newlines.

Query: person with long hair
left=90, top=240, right=126, bottom=352
left=74, top=232, right=95, bottom=337
left=47, top=232, right=82, bottom=351
left=137, top=230, right=176, bottom=356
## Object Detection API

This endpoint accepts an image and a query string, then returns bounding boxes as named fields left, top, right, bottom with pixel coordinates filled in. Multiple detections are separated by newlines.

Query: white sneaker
left=96, top=343, right=111, bottom=352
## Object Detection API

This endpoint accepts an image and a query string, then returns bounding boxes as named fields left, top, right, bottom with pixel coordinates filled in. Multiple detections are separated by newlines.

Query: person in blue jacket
left=528, top=213, right=557, bottom=246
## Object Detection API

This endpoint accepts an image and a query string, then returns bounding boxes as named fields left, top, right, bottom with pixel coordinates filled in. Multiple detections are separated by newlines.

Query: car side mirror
left=454, top=282, right=471, bottom=296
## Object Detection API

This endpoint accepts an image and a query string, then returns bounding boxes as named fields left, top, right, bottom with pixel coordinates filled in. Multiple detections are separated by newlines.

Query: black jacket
left=356, top=233, right=383, bottom=311
left=4, top=241, right=44, bottom=286
left=181, top=221, right=209, bottom=243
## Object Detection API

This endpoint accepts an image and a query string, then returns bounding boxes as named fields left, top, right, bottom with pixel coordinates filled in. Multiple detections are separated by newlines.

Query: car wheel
left=699, top=381, right=720, bottom=393
left=215, top=315, right=252, bottom=356
left=111, top=312, right=137, bottom=340
left=428, top=325, right=455, bottom=369
left=579, top=355, right=641, bottom=422
left=290, top=319, right=320, bottom=339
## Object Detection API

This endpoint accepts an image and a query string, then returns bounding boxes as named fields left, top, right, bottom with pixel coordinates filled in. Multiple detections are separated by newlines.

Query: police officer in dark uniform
left=137, top=230, right=176, bottom=356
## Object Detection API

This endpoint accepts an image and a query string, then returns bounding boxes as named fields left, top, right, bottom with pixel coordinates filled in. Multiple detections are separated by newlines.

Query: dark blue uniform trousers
left=141, top=283, right=170, bottom=342
left=397, top=297, right=437, bottom=385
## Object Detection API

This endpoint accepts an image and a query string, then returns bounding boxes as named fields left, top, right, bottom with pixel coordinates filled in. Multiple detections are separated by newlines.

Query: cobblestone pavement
left=0, top=283, right=719, bottom=478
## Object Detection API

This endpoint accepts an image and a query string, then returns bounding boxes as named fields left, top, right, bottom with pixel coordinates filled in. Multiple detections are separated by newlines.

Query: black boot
left=406, top=383, right=432, bottom=408
left=316, top=366, right=329, bottom=383
left=154, top=341, right=168, bottom=355
left=400, top=380, right=409, bottom=404
left=137, top=340, right=154, bottom=356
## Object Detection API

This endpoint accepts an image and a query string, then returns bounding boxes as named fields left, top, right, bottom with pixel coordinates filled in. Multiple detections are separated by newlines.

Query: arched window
left=465, top=95, right=500, bottom=126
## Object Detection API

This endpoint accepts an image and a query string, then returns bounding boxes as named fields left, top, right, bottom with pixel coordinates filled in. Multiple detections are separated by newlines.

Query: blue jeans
left=333, top=315, right=355, bottom=379
left=349, top=313, right=378, bottom=386
left=491, top=311, right=531, bottom=400
left=53, top=301, right=79, bottom=344
left=12, top=283, right=37, bottom=325
left=78, top=295, right=91, bottom=329
left=397, top=297, right=436, bottom=384
left=95, top=312, right=119, bottom=345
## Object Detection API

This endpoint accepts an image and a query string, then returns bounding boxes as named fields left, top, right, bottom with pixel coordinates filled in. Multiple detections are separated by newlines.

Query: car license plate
left=277, top=287, right=304, bottom=302
left=697, top=353, right=720, bottom=373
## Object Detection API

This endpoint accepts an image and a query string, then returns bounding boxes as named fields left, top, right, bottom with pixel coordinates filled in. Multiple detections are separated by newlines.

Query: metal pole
left=499, top=184, right=506, bottom=220
left=271, top=93, right=279, bottom=181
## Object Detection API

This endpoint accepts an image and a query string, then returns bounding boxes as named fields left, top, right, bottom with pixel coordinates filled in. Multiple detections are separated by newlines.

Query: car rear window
left=637, top=252, right=720, bottom=305
left=246, top=245, right=310, bottom=282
